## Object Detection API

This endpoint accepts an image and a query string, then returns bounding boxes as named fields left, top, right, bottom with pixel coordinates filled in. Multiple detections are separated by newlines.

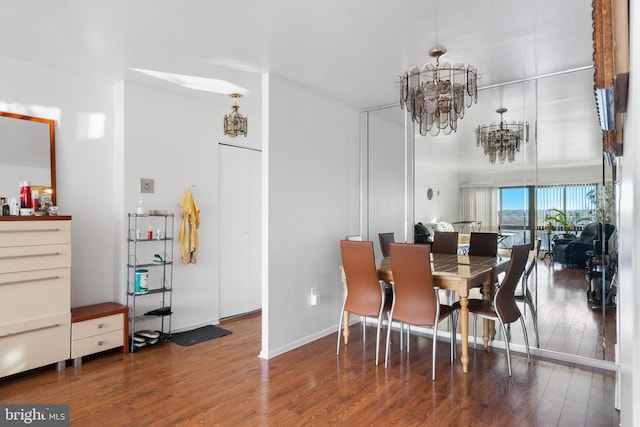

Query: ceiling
left=0, top=0, right=602, bottom=170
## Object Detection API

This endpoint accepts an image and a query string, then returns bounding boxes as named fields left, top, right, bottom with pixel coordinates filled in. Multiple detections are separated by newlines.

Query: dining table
left=340, top=252, right=509, bottom=374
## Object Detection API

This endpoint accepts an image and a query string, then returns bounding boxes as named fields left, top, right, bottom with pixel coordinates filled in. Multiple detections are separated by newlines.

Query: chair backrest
left=495, top=244, right=530, bottom=324
left=523, top=238, right=541, bottom=277
left=378, top=232, right=395, bottom=258
left=340, top=240, right=383, bottom=316
left=431, top=231, right=459, bottom=255
left=389, top=243, right=438, bottom=326
left=468, top=232, right=498, bottom=257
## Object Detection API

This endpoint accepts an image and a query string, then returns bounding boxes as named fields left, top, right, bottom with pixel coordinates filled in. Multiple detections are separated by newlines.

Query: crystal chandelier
left=400, top=48, right=478, bottom=136
left=476, top=108, right=528, bottom=164
left=224, top=93, right=247, bottom=137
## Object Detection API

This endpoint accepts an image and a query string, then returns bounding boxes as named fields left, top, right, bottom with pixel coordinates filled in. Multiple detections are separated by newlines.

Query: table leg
left=343, top=311, right=350, bottom=344
left=459, top=295, right=469, bottom=373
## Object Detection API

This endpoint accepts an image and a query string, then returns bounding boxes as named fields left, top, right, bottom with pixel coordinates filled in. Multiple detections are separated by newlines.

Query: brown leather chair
left=338, top=240, right=390, bottom=365
left=512, top=239, right=541, bottom=347
left=385, top=242, right=456, bottom=380
left=468, top=232, right=498, bottom=257
left=431, top=231, right=459, bottom=255
left=456, top=243, right=531, bottom=376
left=378, top=232, right=395, bottom=258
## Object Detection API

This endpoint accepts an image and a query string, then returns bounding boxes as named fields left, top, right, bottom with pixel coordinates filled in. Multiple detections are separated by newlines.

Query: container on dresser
left=0, top=216, right=72, bottom=378
left=71, top=302, right=128, bottom=366
left=126, top=212, right=174, bottom=352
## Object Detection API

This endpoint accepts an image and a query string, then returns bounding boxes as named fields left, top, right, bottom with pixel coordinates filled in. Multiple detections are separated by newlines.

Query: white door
left=219, top=144, right=262, bottom=318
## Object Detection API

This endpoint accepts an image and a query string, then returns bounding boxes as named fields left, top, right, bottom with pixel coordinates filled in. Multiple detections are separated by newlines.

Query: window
left=536, top=183, right=598, bottom=231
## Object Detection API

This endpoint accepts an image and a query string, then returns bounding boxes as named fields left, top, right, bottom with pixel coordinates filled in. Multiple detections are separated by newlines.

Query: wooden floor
left=498, top=258, right=617, bottom=361
left=0, top=310, right=619, bottom=426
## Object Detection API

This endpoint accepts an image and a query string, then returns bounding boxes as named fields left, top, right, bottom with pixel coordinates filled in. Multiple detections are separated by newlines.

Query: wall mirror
left=0, top=112, right=56, bottom=206
left=361, top=66, right=616, bottom=368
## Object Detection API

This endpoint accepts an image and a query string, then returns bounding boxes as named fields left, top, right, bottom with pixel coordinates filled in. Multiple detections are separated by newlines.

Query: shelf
left=127, top=261, right=173, bottom=268
left=127, top=287, right=171, bottom=297
left=127, top=237, right=174, bottom=243
left=126, top=212, right=174, bottom=353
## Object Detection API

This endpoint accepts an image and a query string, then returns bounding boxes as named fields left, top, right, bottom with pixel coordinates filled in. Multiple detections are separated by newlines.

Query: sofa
left=414, top=221, right=456, bottom=244
left=552, top=222, right=615, bottom=268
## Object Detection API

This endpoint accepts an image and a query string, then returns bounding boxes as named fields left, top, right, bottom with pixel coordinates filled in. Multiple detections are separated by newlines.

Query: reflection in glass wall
left=362, top=67, right=616, bottom=365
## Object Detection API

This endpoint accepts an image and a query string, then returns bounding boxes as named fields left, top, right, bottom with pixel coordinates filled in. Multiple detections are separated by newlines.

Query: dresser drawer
left=0, top=221, right=71, bottom=247
left=72, top=313, right=123, bottom=340
left=71, top=330, right=123, bottom=359
left=0, top=268, right=70, bottom=324
left=0, top=313, right=70, bottom=378
left=0, top=244, right=71, bottom=274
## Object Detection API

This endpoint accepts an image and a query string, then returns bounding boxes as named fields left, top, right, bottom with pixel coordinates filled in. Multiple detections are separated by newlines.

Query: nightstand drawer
left=71, top=330, right=123, bottom=359
left=72, top=313, right=123, bottom=340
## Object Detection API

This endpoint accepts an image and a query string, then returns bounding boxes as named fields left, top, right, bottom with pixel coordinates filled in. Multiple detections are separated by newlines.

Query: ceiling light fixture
left=400, top=47, right=478, bottom=136
left=223, top=93, right=247, bottom=138
left=476, top=108, right=528, bottom=164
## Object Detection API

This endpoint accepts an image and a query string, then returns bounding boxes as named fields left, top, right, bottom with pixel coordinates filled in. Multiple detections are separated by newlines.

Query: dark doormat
left=171, top=325, right=232, bottom=346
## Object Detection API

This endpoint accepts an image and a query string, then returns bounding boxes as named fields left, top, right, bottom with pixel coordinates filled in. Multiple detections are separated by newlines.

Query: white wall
left=262, top=74, right=360, bottom=358
left=119, top=81, right=225, bottom=331
left=366, top=112, right=407, bottom=250
left=0, top=55, right=115, bottom=306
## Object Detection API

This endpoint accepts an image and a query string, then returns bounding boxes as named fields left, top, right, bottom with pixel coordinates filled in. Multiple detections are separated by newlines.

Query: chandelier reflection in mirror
left=224, top=93, right=247, bottom=137
left=400, top=48, right=478, bottom=136
left=476, top=108, right=528, bottom=164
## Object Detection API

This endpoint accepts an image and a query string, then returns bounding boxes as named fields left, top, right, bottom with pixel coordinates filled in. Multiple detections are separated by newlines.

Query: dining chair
left=337, top=240, right=390, bottom=365
left=378, top=232, right=395, bottom=258
left=468, top=232, right=499, bottom=257
left=455, top=243, right=530, bottom=376
left=431, top=231, right=459, bottom=255
left=385, top=242, right=456, bottom=380
left=511, top=239, right=541, bottom=347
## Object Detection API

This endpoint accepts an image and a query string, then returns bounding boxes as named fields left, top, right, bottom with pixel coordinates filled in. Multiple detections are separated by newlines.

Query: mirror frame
left=0, top=111, right=56, bottom=206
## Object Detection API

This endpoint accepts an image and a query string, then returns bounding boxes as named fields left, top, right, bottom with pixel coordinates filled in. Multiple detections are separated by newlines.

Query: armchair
left=552, top=222, right=615, bottom=268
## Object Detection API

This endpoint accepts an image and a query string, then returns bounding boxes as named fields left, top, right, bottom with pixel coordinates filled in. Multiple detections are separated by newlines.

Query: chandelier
left=400, top=48, right=478, bottom=136
left=224, top=93, right=247, bottom=137
left=476, top=108, right=528, bottom=164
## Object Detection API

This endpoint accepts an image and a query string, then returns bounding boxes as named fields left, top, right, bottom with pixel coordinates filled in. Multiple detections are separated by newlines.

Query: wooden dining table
left=340, top=253, right=509, bottom=374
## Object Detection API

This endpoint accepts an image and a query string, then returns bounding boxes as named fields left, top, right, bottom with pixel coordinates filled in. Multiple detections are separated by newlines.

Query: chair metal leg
left=406, top=324, right=410, bottom=353
left=524, top=290, right=540, bottom=347
left=519, top=315, right=531, bottom=362
left=385, top=317, right=393, bottom=367
left=500, top=321, right=513, bottom=376
left=362, top=316, right=366, bottom=342
left=449, top=315, right=456, bottom=361
left=336, top=299, right=347, bottom=355
left=432, top=322, right=438, bottom=381
left=399, top=321, right=404, bottom=350
left=473, top=314, right=478, bottom=350
left=375, top=313, right=383, bottom=365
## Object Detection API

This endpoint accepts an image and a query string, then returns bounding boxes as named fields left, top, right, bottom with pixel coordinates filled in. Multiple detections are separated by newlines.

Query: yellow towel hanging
left=178, top=187, right=200, bottom=264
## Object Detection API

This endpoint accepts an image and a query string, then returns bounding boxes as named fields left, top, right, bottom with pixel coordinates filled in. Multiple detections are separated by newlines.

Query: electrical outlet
left=140, top=178, right=154, bottom=193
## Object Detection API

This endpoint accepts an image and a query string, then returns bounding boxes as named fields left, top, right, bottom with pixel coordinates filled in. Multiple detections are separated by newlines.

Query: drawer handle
left=0, top=323, right=60, bottom=338
left=97, top=341, right=104, bottom=347
left=0, top=252, right=60, bottom=261
left=0, top=276, right=59, bottom=287
left=97, top=324, right=104, bottom=329
left=0, top=228, right=61, bottom=234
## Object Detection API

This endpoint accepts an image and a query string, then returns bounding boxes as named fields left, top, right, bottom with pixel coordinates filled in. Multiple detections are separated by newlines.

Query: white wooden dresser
left=0, top=217, right=72, bottom=378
